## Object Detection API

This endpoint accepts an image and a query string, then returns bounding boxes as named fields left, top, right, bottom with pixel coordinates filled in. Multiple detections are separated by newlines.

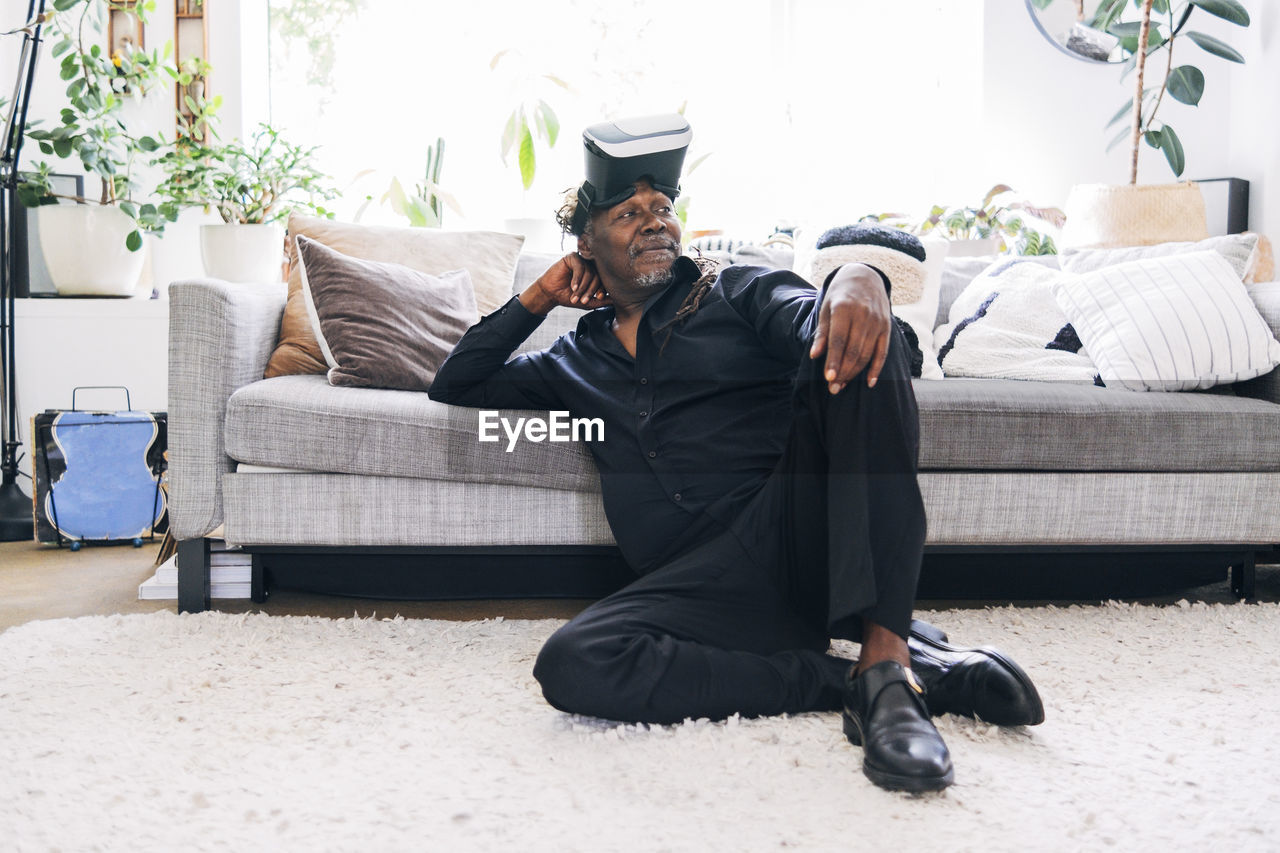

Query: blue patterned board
left=34, top=410, right=167, bottom=543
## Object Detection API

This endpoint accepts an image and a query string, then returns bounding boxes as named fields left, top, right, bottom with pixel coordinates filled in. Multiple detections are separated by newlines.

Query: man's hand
left=808, top=263, right=892, bottom=393
left=519, top=253, right=610, bottom=315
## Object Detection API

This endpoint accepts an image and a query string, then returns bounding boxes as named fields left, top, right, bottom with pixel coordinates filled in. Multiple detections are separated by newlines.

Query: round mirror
left=1026, top=0, right=1192, bottom=64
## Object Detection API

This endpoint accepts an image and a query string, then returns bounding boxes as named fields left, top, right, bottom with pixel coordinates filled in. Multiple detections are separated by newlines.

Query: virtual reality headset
left=570, top=114, right=692, bottom=235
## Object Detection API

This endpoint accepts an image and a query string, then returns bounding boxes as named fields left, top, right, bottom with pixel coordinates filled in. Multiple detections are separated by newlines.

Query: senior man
left=429, top=115, right=1041, bottom=792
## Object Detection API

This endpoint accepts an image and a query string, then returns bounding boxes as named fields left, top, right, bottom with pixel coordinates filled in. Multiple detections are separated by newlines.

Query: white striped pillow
left=1048, top=250, right=1280, bottom=392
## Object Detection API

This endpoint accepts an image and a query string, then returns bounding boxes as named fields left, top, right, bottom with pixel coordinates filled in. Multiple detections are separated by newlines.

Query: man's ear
left=577, top=233, right=594, bottom=260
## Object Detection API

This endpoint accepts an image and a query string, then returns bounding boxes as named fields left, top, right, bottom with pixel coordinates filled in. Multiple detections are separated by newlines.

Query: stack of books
left=137, top=540, right=252, bottom=600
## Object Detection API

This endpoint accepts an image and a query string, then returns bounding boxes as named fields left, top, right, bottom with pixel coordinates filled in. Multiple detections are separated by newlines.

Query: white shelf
left=16, top=295, right=169, bottom=317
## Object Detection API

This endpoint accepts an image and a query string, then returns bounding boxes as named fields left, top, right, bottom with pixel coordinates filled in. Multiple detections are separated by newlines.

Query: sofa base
left=920, top=543, right=1269, bottom=602
left=177, top=542, right=636, bottom=613
left=176, top=539, right=1274, bottom=613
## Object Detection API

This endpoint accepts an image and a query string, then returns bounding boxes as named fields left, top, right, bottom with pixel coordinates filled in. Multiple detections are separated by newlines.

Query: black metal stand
left=0, top=1, right=47, bottom=541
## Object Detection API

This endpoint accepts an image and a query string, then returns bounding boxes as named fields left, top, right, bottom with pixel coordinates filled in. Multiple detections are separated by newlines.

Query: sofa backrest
left=511, top=252, right=586, bottom=355
left=506, top=248, right=1012, bottom=353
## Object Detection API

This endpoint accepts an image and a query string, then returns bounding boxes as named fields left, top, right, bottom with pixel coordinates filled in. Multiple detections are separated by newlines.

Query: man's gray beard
left=633, top=266, right=675, bottom=289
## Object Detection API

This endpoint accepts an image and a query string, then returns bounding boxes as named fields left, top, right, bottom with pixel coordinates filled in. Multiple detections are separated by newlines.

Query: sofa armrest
left=167, top=279, right=287, bottom=540
left=1235, top=281, right=1280, bottom=405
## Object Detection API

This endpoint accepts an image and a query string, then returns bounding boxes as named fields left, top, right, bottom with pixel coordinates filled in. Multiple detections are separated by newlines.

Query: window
left=267, top=0, right=984, bottom=238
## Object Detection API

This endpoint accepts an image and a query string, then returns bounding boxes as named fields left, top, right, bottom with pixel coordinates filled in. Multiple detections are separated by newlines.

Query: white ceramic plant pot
left=945, top=237, right=1002, bottom=257
left=200, top=223, right=286, bottom=284
left=503, top=216, right=567, bottom=255
left=37, top=204, right=146, bottom=297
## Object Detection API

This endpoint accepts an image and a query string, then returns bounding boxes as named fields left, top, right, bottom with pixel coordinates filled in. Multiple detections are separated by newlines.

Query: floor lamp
left=0, top=0, right=46, bottom=541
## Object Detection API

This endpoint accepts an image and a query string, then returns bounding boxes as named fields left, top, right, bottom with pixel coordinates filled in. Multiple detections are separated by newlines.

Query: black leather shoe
left=842, top=660, right=954, bottom=792
left=910, top=618, right=948, bottom=644
left=908, top=630, right=1045, bottom=727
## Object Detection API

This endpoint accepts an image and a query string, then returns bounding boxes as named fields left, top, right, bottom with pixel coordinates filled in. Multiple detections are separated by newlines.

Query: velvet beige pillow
left=295, top=236, right=479, bottom=391
left=265, top=214, right=522, bottom=377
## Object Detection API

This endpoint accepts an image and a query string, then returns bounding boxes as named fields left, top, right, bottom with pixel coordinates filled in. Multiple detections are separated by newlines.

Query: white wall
left=4, top=2, right=1275, bottom=251
left=1228, top=2, right=1280, bottom=252
left=982, top=0, right=1272, bottom=250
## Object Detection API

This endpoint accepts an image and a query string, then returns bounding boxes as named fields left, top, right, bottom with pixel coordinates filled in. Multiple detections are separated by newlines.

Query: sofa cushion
left=296, top=237, right=478, bottom=391
left=934, top=258, right=1096, bottom=383
left=935, top=254, right=1060, bottom=328
left=1049, top=251, right=1280, bottom=392
left=265, top=215, right=524, bottom=377
left=1059, top=232, right=1259, bottom=280
left=794, top=227, right=949, bottom=379
left=224, top=375, right=600, bottom=491
left=509, top=252, right=587, bottom=356
left=914, top=378, right=1280, bottom=472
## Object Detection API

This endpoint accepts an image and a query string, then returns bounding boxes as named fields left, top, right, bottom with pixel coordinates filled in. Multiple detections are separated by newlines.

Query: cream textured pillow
left=295, top=236, right=478, bottom=391
left=1049, top=251, right=1280, bottom=392
left=794, top=226, right=949, bottom=380
left=265, top=214, right=522, bottom=377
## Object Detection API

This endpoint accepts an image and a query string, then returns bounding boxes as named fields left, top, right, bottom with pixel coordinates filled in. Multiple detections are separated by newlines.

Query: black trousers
left=533, top=324, right=926, bottom=725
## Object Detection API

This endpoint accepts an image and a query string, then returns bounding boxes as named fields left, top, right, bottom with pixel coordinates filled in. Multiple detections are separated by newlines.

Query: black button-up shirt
left=429, top=256, right=881, bottom=573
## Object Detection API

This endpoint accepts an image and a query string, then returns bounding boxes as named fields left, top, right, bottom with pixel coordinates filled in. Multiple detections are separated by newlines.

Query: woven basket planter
left=1060, top=182, right=1209, bottom=250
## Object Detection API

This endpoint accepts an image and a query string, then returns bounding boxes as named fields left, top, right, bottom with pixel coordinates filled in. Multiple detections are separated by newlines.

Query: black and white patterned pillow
left=934, top=257, right=1099, bottom=383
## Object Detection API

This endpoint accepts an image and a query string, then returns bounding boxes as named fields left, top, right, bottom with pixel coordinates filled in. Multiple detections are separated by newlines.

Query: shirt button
left=640, top=378, right=648, bottom=385
left=648, top=451, right=657, bottom=458
left=673, top=493, right=683, bottom=502
left=639, top=411, right=648, bottom=417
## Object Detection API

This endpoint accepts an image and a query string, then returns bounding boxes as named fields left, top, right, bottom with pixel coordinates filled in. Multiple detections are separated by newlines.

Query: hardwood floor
left=0, top=539, right=591, bottom=632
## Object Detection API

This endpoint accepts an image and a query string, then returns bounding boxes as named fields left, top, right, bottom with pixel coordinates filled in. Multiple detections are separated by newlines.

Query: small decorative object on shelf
left=107, top=0, right=144, bottom=68
left=174, top=0, right=210, bottom=140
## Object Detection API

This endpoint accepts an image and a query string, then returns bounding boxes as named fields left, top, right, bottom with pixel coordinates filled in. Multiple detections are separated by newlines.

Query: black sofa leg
left=177, top=537, right=211, bottom=613
left=1230, top=552, right=1256, bottom=602
left=251, top=553, right=269, bottom=603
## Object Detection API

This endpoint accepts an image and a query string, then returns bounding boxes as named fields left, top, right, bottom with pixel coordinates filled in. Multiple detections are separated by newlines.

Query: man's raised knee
left=533, top=623, right=596, bottom=714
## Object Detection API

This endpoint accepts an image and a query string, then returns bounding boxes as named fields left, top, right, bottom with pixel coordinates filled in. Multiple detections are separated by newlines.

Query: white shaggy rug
left=2, top=603, right=1279, bottom=852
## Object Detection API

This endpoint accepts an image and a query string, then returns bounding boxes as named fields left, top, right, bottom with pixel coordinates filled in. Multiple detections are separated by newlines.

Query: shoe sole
left=910, top=633, right=1046, bottom=727
left=842, top=712, right=955, bottom=793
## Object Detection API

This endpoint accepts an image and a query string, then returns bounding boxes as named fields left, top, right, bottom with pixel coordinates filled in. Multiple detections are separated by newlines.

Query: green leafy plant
left=379, top=137, right=462, bottom=228
left=672, top=149, right=711, bottom=236
left=17, top=0, right=215, bottom=250
left=491, top=49, right=570, bottom=191
left=1036, top=0, right=1250, bottom=180
left=673, top=102, right=710, bottom=236
left=862, top=185, right=1065, bottom=255
left=153, top=124, right=338, bottom=225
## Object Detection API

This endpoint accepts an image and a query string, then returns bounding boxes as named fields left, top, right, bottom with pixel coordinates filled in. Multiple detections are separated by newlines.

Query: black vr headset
left=570, top=114, right=692, bottom=236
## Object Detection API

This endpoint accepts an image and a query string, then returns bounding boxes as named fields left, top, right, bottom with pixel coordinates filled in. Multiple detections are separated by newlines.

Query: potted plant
left=18, top=0, right=196, bottom=296
left=379, top=137, right=462, bottom=228
left=490, top=49, right=571, bottom=250
left=491, top=50, right=569, bottom=193
left=862, top=185, right=1064, bottom=256
left=154, top=124, right=338, bottom=283
left=916, top=185, right=1065, bottom=256
left=1045, top=0, right=1251, bottom=248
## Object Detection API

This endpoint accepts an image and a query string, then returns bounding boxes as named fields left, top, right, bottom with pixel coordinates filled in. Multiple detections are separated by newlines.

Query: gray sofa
left=167, top=251, right=1280, bottom=612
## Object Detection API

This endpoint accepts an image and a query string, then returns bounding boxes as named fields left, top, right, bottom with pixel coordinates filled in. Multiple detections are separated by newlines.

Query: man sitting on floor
left=429, top=114, right=1043, bottom=792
